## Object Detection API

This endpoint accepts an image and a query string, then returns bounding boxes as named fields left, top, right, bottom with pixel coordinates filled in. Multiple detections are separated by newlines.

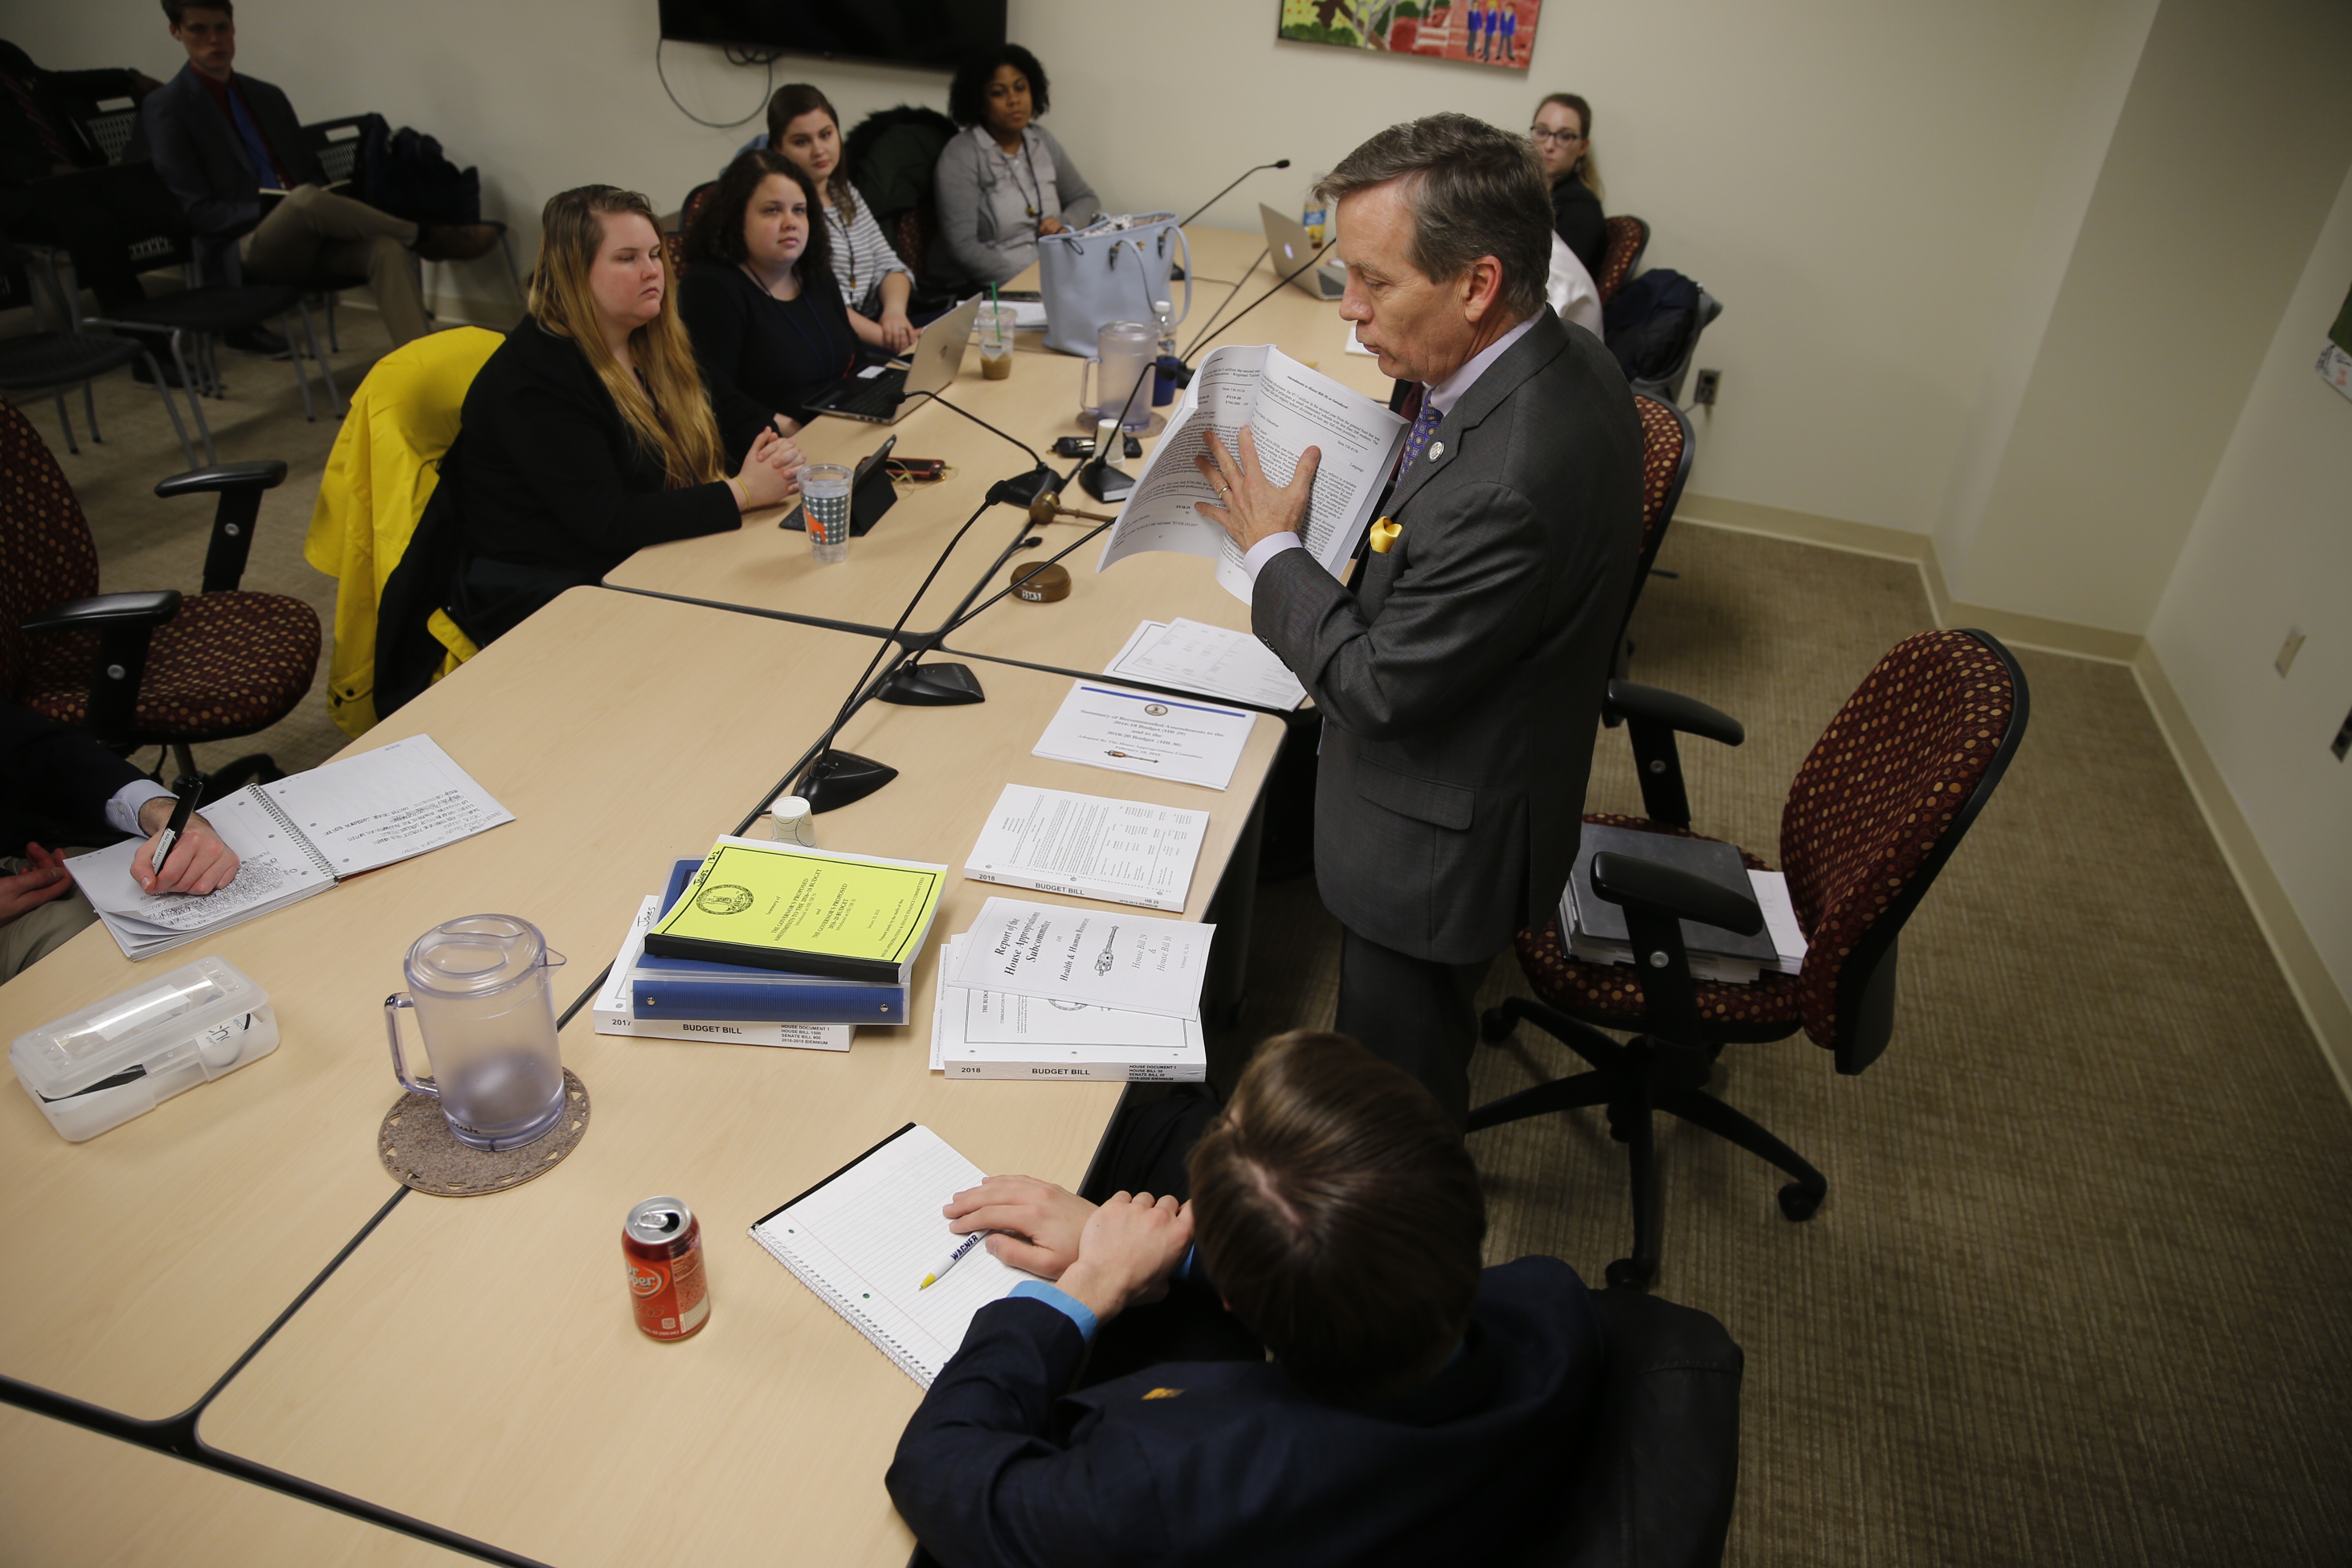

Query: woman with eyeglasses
left=930, top=43, right=1099, bottom=292
left=1531, top=93, right=1606, bottom=280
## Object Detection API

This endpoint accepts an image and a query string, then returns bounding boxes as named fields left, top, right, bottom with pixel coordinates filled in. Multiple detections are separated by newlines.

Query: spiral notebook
left=748, top=1123, right=1027, bottom=1388
left=67, top=735, right=513, bottom=960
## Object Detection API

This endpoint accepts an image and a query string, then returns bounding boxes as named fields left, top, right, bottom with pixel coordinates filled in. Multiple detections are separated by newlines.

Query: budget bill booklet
left=643, top=837, right=948, bottom=985
left=1095, top=342, right=1406, bottom=604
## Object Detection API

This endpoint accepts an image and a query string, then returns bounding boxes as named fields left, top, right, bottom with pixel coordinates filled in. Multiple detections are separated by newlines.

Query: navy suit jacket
left=141, top=63, right=321, bottom=238
left=888, top=1256, right=1604, bottom=1568
left=1, top=701, right=142, bottom=854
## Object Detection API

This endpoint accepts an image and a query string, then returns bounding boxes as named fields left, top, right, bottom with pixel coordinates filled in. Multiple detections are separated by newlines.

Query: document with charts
left=1095, top=342, right=1406, bottom=604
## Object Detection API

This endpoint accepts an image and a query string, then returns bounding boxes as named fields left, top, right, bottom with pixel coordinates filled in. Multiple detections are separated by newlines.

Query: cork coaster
left=378, top=1069, right=591, bottom=1197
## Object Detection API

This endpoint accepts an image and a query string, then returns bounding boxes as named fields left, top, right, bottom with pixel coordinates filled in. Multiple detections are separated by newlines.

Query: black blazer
left=1551, top=177, right=1607, bottom=281
left=888, top=1256, right=1605, bottom=1568
left=1, top=701, right=143, bottom=854
left=141, top=63, right=320, bottom=238
left=678, top=264, right=860, bottom=463
left=1252, top=310, right=1641, bottom=963
left=442, top=320, right=739, bottom=645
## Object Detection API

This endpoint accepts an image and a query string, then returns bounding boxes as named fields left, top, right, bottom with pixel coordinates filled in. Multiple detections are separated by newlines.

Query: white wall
left=22, top=0, right=2113, bottom=552
left=2149, top=158, right=2352, bottom=1011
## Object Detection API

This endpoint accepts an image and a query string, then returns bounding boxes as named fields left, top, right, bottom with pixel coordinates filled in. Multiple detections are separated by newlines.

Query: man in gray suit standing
left=1197, top=113, right=1640, bottom=1124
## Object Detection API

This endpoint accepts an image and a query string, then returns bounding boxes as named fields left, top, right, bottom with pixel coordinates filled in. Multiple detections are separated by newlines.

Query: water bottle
left=1152, top=299, right=1179, bottom=407
left=1302, top=177, right=1329, bottom=248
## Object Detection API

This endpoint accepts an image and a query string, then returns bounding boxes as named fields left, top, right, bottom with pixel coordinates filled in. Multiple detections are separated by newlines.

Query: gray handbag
left=1038, top=213, right=1193, bottom=357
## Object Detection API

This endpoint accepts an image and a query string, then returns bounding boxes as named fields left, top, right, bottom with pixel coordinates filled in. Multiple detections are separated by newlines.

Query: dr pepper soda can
left=624, top=1195, right=709, bottom=1340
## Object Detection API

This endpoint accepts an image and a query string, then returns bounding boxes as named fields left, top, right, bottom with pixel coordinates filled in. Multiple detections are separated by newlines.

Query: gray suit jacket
left=141, top=63, right=321, bottom=238
left=1252, top=309, right=1640, bottom=964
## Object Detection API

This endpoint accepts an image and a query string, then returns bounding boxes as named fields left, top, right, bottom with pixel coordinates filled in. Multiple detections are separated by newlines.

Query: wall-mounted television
left=657, top=1, right=1007, bottom=72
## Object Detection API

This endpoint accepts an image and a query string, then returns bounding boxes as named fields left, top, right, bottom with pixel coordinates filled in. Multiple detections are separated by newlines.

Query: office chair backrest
left=1631, top=395, right=1692, bottom=581
left=1598, top=214, right=1649, bottom=301
left=30, top=162, right=195, bottom=312
left=77, top=107, right=141, bottom=165
left=0, top=400, right=102, bottom=698
left=1780, top=629, right=2028, bottom=1073
left=304, top=115, right=377, bottom=186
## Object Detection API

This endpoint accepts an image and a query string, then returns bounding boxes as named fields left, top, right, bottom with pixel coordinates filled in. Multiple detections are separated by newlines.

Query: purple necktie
left=1395, top=390, right=1442, bottom=483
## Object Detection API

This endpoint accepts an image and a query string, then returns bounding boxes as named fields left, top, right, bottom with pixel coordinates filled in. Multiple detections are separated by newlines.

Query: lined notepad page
left=749, top=1125, right=1027, bottom=1387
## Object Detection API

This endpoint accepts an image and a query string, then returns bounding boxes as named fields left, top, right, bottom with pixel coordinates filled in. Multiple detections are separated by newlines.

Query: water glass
left=803, top=463, right=853, bottom=564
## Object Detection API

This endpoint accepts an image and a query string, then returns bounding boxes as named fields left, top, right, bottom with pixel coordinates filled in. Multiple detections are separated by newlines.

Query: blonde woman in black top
left=444, top=185, right=802, bottom=644
left=1532, top=92, right=1607, bottom=280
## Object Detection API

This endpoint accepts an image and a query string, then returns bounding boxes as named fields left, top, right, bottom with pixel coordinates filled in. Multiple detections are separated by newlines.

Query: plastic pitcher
left=1079, top=320, right=1159, bottom=432
left=384, top=915, right=568, bottom=1151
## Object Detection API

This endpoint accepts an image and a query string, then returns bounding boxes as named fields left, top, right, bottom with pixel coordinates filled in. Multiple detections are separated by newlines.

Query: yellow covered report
left=644, top=838, right=949, bottom=983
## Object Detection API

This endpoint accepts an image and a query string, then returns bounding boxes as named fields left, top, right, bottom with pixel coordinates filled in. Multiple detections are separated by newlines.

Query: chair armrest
left=154, top=464, right=287, bottom=593
left=22, top=593, right=180, bottom=747
left=1604, top=681, right=1743, bottom=831
left=22, top=590, right=182, bottom=635
left=1589, top=850, right=1763, bottom=937
left=154, top=461, right=288, bottom=499
left=1604, top=679, right=1744, bottom=747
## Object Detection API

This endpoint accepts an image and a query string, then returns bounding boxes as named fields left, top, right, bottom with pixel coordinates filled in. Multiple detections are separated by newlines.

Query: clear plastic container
left=10, top=955, right=279, bottom=1142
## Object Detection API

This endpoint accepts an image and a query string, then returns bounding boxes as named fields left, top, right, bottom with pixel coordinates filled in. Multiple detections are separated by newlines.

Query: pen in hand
left=149, top=777, right=203, bottom=886
left=920, top=1231, right=989, bottom=1290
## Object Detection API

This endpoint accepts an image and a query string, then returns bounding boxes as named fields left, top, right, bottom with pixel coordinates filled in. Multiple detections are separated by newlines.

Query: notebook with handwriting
left=749, top=1122, right=1026, bottom=1387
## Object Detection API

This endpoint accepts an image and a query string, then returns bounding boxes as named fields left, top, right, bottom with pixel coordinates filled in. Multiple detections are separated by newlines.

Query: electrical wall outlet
left=2275, top=627, right=2306, bottom=677
left=1693, top=368, right=1721, bottom=406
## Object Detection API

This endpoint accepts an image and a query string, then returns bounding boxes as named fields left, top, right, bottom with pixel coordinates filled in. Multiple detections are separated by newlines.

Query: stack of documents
left=1104, top=619, right=1307, bottom=710
left=963, top=783, right=1206, bottom=912
left=1562, top=824, right=1807, bottom=985
left=929, top=896, right=1212, bottom=1081
left=1033, top=679, right=1255, bottom=791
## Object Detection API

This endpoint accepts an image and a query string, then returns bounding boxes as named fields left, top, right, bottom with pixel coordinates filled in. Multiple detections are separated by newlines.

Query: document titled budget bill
left=1095, top=343, right=1407, bottom=604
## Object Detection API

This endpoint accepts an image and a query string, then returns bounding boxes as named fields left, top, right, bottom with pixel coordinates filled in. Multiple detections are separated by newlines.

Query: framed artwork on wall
left=1278, top=0, right=1542, bottom=70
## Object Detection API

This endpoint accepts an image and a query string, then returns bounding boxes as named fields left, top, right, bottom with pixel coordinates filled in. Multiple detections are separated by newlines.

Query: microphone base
left=798, top=749, right=899, bottom=814
left=876, top=662, right=986, bottom=707
left=1081, top=461, right=1135, bottom=503
left=990, top=466, right=1057, bottom=508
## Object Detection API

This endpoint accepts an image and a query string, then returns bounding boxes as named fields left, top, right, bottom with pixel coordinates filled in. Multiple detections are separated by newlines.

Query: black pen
left=151, top=777, right=202, bottom=880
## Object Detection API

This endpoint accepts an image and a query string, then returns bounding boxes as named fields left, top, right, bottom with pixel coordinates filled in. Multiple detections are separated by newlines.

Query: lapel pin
left=1428, top=440, right=1445, bottom=459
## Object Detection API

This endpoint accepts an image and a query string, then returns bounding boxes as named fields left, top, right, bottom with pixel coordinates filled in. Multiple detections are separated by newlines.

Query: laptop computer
left=1259, top=203, right=1346, bottom=301
left=804, top=294, right=984, bottom=425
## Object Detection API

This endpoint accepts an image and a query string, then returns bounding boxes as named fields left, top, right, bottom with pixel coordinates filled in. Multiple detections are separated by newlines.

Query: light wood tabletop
left=199, top=657, right=1286, bottom=1566
left=0, top=589, right=884, bottom=1418
left=0, top=1404, right=480, bottom=1567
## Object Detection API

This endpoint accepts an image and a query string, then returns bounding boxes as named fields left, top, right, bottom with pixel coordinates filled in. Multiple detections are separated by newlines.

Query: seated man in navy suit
left=888, top=1031, right=1604, bottom=1567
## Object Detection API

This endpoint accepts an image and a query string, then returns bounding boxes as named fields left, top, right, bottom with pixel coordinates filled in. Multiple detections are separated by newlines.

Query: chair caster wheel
left=1778, top=1183, right=1822, bottom=1221
left=1478, top=1007, right=1516, bottom=1044
left=1604, top=1256, right=1655, bottom=1291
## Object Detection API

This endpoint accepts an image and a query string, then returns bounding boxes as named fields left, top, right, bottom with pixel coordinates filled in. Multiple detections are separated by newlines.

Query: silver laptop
left=1259, top=203, right=1346, bottom=300
left=805, top=294, right=984, bottom=424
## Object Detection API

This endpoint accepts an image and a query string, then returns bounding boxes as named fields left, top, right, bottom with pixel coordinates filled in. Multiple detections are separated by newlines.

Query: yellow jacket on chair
left=303, top=325, right=503, bottom=737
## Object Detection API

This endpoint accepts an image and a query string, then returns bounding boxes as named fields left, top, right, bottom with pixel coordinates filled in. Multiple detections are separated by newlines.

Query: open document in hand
left=1095, top=343, right=1407, bottom=604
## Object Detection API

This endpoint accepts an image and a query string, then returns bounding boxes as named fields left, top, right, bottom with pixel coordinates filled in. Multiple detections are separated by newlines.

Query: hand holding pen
left=134, top=779, right=240, bottom=895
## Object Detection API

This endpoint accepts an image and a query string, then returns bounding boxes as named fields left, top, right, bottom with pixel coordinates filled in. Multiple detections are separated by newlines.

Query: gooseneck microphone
left=1174, top=158, right=1293, bottom=230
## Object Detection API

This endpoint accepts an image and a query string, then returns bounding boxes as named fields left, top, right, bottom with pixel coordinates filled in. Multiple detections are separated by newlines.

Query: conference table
left=0, top=224, right=1348, bottom=1564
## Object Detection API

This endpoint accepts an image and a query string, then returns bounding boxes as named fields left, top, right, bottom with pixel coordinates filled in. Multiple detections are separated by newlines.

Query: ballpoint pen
left=920, top=1230, right=989, bottom=1289
left=150, top=777, right=203, bottom=881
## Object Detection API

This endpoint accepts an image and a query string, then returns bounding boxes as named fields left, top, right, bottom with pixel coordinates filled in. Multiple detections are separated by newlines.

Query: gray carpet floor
left=24, top=313, right=2352, bottom=1565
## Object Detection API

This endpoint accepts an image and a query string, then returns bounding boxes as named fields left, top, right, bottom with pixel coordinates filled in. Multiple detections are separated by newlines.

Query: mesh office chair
left=1, top=400, right=320, bottom=790
left=1597, top=214, right=1649, bottom=302
left=32, top=162, right=338, bottom=463
left=0, top=241, right=195, bottom=465
left=1474, top=630, right=2029, bottom=1289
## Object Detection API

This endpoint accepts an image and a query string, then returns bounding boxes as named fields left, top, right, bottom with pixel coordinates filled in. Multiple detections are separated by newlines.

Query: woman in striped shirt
left=762, top=84, right=918, bottom=355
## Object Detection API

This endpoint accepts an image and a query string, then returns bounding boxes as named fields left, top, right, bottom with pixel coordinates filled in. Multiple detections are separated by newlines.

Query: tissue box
left=11, top=955, right=279, bottom=1142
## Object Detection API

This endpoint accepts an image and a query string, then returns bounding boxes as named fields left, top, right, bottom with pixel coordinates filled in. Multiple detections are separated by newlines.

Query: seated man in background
left=889, top=1031, right=1604, bottom=1567
left=1, top=702, right=239, bottom=981
left=141, top=0, right=496, bottom=349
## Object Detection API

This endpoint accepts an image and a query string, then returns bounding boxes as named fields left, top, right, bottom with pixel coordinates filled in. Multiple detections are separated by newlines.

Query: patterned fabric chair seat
left=17, top=591, right=321, bottom=741
left=1518, top=814, right=1800, bottom=1038
left=1597, top=214, right=1649, bottom=301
